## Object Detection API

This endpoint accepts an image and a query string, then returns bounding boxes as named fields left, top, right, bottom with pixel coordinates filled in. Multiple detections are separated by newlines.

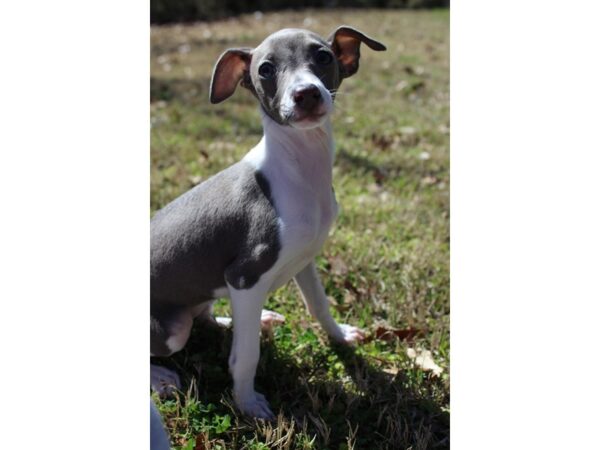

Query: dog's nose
left=293, top=85, right=322, bottom=111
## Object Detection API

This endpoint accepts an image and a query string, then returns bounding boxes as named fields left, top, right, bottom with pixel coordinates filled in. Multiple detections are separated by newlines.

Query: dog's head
left=209, top=26, right=386, bottom=129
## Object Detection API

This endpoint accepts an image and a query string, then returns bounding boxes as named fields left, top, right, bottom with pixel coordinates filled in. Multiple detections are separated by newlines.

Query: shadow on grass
left=152, top=322, right=449, bottom=449
left=330, top=344, right=449, bottom=449
left=336, top=147, right=407, bottom=183
left=153, top=327, right=450, bottom=450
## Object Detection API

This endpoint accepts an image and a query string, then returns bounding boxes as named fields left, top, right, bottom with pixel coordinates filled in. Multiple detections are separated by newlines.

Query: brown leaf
left=194, top=433, right=208, bottom=450
left=371, top=133, right=394, bottom=151
left=373, top=168, right=387, bottom=186
left=343, top=279, right=359, bottom=295
left=374, top=326, right=422, bottom=342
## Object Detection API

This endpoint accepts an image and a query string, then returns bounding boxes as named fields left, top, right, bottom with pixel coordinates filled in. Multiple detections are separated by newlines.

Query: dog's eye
left=315, top=50, right=333, bottom=65
left=258, top=62, right=276, bottom=79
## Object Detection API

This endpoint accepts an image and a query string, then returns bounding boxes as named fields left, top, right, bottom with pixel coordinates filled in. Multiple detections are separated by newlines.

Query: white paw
left=151, top=364, right=181, bottom=397
left=331, top=323, right=366, bottom=345
left=214, top=316, right=233, bottom=328
left=260, top=309, right=286, bottom=330
left=235, top=391, right=275, bottom=420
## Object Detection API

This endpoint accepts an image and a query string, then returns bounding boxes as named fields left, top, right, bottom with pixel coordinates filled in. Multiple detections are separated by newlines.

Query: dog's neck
left=251, top=111, right=334, bottom=188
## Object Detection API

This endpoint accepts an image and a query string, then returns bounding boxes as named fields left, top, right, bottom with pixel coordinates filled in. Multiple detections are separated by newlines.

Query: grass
left=151, top=8, right=449, bottom=449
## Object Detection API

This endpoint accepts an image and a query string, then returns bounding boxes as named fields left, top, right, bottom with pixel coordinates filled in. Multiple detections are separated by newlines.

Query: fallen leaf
left=373, top=326, right=422, bottom=342
left=371, top=133, right=394, bottom=151
left=421, top=175, right=437, bottom=185
left=329, top=255, right=348, bottom=276
left=406, top=348, right=443, bottom=376
left=373, top=168, right=387, bottom=186
left=194, top=433, right=208, bottom=450
left=395, top=80, right=409, bottom=91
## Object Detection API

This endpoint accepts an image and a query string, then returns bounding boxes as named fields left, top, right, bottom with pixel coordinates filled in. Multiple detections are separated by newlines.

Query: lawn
left=151, top=8, right=449, bottom=450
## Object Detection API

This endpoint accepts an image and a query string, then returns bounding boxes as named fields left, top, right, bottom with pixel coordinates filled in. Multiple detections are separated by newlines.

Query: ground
left=151, top=8, right=449, bottom=450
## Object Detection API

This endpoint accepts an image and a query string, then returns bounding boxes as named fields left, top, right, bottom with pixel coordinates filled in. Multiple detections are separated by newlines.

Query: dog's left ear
left=328, top=26, right=386, bottom=79
left=210, top=48, right=253, bottom=104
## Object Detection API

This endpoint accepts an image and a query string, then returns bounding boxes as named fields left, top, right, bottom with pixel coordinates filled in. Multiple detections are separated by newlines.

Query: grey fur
left=150, top=399, right=170, bottom=450
left=151, top=161, right=280, bottom=356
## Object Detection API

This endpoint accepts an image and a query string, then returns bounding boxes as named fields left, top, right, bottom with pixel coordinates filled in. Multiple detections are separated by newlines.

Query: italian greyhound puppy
left=151, top=26, right=386, bottom=419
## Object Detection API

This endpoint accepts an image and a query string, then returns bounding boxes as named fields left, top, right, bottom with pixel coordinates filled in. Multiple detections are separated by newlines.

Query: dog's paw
left=260, top=309, right=286, bottom=330
left=235, top=391, right=275, bottom=420
left=151, top=364, right=181, bottom=397
left=331, top=323, right=366, bottom=345
left=214, top=316, right=233, bottom=328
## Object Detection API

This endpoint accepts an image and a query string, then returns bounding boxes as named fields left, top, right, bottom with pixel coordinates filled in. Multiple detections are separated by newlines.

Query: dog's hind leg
left=212, top=309, right=285, bottom=330
left=150, top=306, right=193, bottom=396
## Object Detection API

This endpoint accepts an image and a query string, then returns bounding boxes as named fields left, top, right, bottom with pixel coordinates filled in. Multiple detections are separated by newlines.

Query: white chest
left=269, top=185, right=337, bottom=291
left=243, top=120, right=337, bottom=291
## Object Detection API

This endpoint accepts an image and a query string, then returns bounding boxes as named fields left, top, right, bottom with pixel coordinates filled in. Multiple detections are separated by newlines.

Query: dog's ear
left=209, top=48, right=253, bottom=104
left=328, top=26, right=386, bottom=79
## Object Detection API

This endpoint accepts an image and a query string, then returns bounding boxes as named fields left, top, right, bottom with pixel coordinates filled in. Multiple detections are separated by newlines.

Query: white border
left=0, top=1, right=149, bottom=448
left=452, top=1, right=600, bottom=448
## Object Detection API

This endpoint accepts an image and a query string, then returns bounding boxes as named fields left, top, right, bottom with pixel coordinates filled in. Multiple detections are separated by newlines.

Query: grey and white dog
left=151, top=26, right=386, bottom=420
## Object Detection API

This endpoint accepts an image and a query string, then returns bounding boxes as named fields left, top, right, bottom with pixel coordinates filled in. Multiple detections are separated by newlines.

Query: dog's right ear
left=209, top=48, right=253, bottom=104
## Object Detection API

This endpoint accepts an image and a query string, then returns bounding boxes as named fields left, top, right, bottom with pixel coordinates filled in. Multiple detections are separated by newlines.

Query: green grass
left=151, top=8, right=449, bottom=449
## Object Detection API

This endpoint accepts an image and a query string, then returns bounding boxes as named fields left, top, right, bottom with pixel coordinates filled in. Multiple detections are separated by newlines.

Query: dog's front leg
left=294, top=261, right=366, bottom=344
left=228, top=283, right=274, bottom=420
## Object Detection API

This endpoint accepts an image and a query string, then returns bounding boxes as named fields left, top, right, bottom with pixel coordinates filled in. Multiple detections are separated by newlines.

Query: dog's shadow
left=152, top=323, right=449, bottom=449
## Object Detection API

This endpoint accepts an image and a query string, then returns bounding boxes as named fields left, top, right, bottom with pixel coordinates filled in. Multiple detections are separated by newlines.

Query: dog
left=151, top=26, right=386, bottom=420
